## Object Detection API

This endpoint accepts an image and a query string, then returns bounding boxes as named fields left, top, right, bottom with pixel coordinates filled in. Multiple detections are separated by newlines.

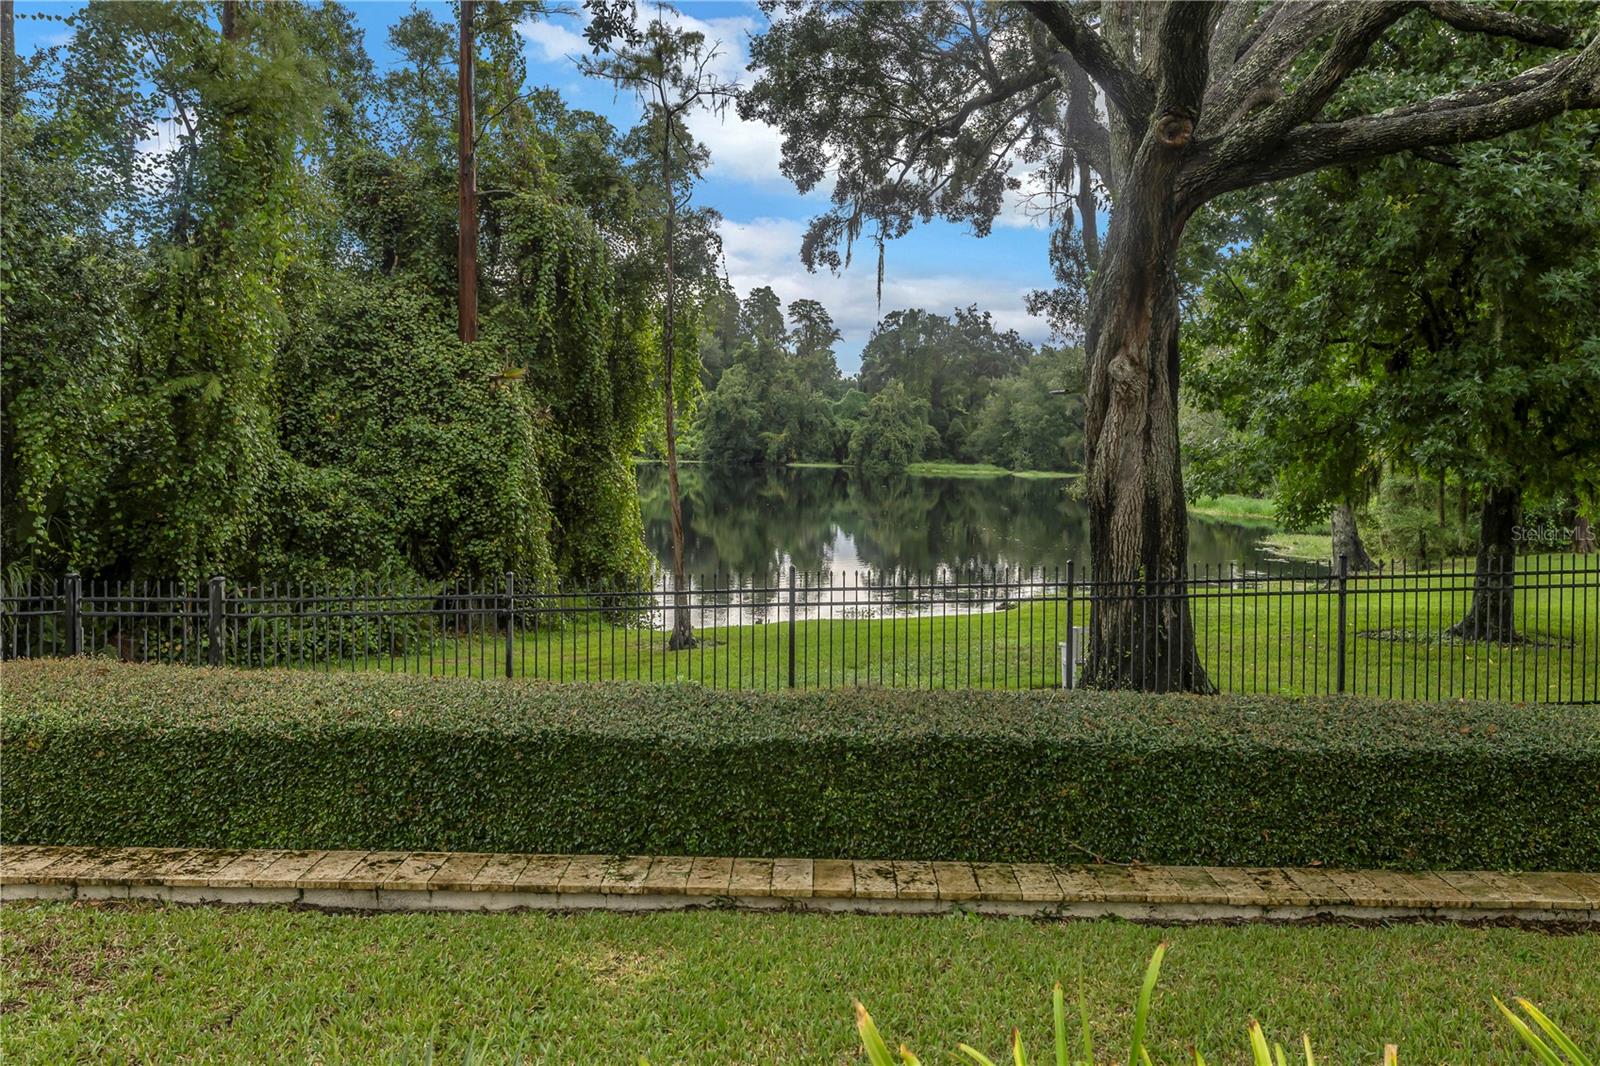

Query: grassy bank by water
left=3, top=903, right=1593, bottom=1064
left=1187, top=494, right=1285, bottom=525
left=905, top=461, right=1074, bottom=479
left=1261, top=530, right=1338, bottom=562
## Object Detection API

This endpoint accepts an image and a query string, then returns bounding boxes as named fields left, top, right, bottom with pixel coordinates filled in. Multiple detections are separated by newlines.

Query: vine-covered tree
left=745, top=0, right=1600, bottom=690
left=13, top=2, right=325, bottom=580
left=3, top=1, right=662, bottom=592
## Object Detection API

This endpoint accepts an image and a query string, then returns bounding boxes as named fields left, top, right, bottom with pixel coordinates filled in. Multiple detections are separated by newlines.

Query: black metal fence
left=3, top=556, right=1596, bottom=703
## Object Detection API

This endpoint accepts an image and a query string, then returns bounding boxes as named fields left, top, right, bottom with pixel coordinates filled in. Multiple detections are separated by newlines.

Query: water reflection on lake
left=638, top=463, right=1277, bottom=583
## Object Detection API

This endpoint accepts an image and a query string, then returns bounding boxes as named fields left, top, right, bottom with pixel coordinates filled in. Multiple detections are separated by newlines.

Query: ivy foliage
left=2, top=2, right=668, bottom=588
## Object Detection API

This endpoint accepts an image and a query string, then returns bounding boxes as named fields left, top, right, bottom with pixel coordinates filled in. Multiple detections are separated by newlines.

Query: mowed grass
left=3, top=902, right=1595, bottom=1064
left=1261, top=530, right=1337, bottom=562
left=904, top=461, right=1076, bottom=479
left=1187, top=494, right=1287, bottom=526
left=355, top=555, right=1599, bottom=702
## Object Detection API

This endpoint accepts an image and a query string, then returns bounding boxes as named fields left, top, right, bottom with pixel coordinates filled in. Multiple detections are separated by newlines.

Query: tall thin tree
left=583, top=6, right=736, bottom=650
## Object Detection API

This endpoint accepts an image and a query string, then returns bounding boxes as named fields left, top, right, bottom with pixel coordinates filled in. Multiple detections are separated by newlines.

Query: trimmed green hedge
left=3, top=660, right=1597, bottom=870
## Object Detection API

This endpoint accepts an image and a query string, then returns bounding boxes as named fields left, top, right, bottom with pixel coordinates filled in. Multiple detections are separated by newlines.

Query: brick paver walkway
left=3, top=846, right=1596, bottom=922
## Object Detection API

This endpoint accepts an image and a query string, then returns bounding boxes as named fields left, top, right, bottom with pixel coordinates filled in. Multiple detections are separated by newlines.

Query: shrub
left=2, top=660, right=1597, bottom=869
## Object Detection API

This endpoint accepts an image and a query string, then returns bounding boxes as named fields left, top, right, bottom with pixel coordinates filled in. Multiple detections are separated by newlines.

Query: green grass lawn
left=1260, top=530, right=1337, bottom=562
left=3, top=902, right=1593, bottom=1064
left=347, top=554, right=1598, bottom=702
left=1187, top=494, right=1288, bottom=526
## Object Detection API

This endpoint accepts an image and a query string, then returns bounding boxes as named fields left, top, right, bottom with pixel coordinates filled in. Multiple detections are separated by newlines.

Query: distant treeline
left=682, top=286, right=1085, bottom=475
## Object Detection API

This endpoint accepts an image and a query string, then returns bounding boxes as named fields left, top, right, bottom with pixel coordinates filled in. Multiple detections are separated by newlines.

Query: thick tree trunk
left=1330, top=501, right=1374, bottom=572
left=1078, top=136, right=1211, bottom=693
left=1447, top=485, right=1521, bottom=643
left=1573, top=514, right=1595, bottom=554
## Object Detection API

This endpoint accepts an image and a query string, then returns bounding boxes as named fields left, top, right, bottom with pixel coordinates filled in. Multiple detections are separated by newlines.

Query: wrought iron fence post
left=1062, top=560, right=1076, bottom=689
left=1336, top=554, right=1348, bottom=694
left=503, top=571, right=515, bottom=679
left=207, top=576, right=225, bottom=667
left=64, top=572, right=82, bottom=656
left=787, top=565, right=797, bottom=689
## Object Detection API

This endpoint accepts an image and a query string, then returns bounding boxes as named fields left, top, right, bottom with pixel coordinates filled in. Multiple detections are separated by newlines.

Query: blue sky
left=13, top=1, right=1058, bottom=372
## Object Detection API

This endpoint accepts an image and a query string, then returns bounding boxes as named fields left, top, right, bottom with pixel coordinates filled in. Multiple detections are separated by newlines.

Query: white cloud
left=685, top=108, right=785, bottom=184
left=640, top=7, right=787, bottom=183
left=135, top=121, right=183, bottom=156
left=519, top=18, right=589, bottom=63
left=718, top=217, right=1051, bottom=372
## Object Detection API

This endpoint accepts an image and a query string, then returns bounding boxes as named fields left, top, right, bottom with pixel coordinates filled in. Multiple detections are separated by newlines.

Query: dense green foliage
left=691, top=291, right=1085, bottom=474
left=857, top=306, right=1030, bottom=460
left=692, top=286, right=849, bottom=465
left=849, top=382, right=936, bottom=477
left=6, top=661, right=1597, bottom=869
left=965, top=347, right=1086, bottom=473
left=1185, top=14, right=1600, bottom=546
left=0, top=2, right=670, bottom=587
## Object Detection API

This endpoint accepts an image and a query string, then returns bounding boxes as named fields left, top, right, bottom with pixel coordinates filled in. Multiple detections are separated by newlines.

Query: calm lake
left=637, top=463, right=1279, bottom=582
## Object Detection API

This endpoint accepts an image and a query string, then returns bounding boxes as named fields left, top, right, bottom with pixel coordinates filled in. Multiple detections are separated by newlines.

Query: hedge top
left=6, top=659, right=1596, bottom=755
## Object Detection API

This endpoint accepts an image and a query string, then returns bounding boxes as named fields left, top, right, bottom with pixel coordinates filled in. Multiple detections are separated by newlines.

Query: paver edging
left=2, top=846, right=1596, bottom=924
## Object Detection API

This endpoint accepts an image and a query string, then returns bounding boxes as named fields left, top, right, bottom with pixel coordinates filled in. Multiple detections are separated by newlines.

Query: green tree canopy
left=857, top=306, right=1032, bottom=460
left=849, top=381, right=937, bottom=478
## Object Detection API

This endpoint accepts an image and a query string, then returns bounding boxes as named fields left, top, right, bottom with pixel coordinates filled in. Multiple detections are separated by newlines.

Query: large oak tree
left=743, top=0, right=1600, bottom=690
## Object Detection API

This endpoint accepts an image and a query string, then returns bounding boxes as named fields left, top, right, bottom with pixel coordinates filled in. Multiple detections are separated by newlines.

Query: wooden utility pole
left=220, top=0, right=240, bottom=41
left=457, top=0, right=477, bottom=342
left=3, top=0, right=18, bottom=121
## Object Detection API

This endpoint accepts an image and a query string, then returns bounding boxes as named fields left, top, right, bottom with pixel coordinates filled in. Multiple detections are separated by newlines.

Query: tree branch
left=1201, top=1, right=1345, bottom=135
left=925, top=65, right=1056, bottom=139
left=1421, top=1, right=1576, bottom=48
left=1196, top=36, right=1600, bottom=197
left=1209, top=3, right=1410, bottom=157
left=1020, top=1, right=1154, bottom=119
left=1207, top=0, right=1266, bottom=79
left=1055, top=53, right=1115, bottom=196
left=1155, top=0, right=1219, bottom=115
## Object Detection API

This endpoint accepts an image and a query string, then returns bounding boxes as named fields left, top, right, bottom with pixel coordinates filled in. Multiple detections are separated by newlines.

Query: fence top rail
left=5, top=553, right=1598, bottom=601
